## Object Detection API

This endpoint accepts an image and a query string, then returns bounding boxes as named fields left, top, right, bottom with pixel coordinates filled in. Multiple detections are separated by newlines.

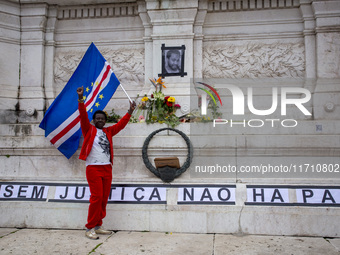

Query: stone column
left=145, top=0, right=198, bottom=86
left=313, top=0, right=340, bottom=79
left=19, top=3, right=48, bottom=123
left=312, top=0, right=340, bottom=120
left=299, top=0, right=317, bottom=121
left=300, top=0, right=316, bottom=79
left=0, top=1, right=21, bottom=124
left=43, top=5, right=58, bottom=109
left=138, top=0, right=153, bottom=95
left=143, top=0, right=199, bottom=115
left=193, top=0, right=208, bottom=79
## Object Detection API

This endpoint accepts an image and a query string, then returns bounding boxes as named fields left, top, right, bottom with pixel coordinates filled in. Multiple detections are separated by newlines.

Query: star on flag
left=83, top=84, right=105, bottom=112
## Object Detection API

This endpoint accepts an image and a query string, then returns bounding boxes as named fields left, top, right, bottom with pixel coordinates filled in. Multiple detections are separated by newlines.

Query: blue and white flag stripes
left=39, top=42, right=120, bottom=159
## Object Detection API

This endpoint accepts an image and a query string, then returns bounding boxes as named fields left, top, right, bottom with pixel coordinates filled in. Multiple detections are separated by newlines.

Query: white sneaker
left=95, top=226, right=113, bottom=235
left=85, top=228, right=99, bottom=240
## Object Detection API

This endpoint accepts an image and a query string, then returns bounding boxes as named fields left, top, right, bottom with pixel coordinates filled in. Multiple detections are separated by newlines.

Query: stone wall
left=0, top=0, right=340, bottom=236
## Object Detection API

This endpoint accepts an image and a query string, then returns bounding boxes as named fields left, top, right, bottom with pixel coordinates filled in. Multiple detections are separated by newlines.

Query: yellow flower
left=167, top=96, right=175, bottom=103
left=141, top=96, right=149, bottom=102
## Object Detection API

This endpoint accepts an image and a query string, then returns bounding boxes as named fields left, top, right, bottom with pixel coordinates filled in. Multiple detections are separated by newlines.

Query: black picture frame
left=159, top=44, right=187, bottom=77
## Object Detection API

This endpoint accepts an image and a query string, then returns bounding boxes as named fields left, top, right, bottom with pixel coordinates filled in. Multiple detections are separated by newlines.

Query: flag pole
left=119, top=84, right=133, bottom=103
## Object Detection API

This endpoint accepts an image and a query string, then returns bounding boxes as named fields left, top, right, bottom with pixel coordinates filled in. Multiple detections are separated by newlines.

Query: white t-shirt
left=86, top=129, right=111, bottom=166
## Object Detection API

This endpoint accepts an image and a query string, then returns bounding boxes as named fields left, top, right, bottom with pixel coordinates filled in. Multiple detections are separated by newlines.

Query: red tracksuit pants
left=85, top=164, right=112, bottom=229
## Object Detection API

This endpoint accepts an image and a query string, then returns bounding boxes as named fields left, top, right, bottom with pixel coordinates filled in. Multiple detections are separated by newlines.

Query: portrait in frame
left=159, top=44, right=187, bottom=77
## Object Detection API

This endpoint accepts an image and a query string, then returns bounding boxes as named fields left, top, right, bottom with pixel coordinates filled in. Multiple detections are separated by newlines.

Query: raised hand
left=77, top=86, right=84, bottom=100
left=128, top=100, right=136, bottom=115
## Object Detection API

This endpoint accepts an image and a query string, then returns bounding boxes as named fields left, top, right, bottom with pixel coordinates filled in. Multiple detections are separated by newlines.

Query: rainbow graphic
left=196, top=82, right=223, bottom=115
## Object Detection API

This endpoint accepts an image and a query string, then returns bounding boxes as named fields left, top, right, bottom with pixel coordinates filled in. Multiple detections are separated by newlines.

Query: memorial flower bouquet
left=134, top=77, right=181, bottom=128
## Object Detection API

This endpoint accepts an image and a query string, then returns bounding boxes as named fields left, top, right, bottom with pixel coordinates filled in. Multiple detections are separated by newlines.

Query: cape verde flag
left=39, top=43, right=120, bottom=159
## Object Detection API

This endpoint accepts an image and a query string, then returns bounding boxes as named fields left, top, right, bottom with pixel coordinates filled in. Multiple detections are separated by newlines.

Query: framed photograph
left=159, top=44, right=187, bottom=77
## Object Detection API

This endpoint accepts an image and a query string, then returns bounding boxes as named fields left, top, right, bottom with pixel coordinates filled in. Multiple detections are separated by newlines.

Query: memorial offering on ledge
left=134, top=77, right=181, bottom=128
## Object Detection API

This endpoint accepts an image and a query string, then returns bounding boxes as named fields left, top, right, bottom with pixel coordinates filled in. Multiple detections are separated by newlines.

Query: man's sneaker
left=85, top=228, right=99, bottom=240
left=95, top=226, right=113, bottom=235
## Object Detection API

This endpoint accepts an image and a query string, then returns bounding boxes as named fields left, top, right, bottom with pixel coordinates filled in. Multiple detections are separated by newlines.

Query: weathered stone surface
left=0, top=228, right=18, bottom=238
left=0, top=229, right=339, bottom=255
left=0, top=229, right=103, bottom=255
left=328, top=238, right=340, bottom=253
left=0, top=0, right=340, bottom=237
left=96, top=231, right=214, bottom=255
left=214, top=234, right=339, bottom=255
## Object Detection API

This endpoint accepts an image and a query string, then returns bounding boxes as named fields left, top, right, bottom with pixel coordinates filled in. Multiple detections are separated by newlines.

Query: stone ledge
left=0, top=199, right=339, bottom=236
left=1, top=120, right=339, bottom=136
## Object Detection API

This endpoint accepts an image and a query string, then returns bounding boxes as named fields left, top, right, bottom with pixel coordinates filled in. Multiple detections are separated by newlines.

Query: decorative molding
left=180, top=104, right=190, bottom=114
left=54, top=47, right=145, bottom=87
left=0, top=23, right=20, bottom=32
left=20, top=39, right=45, bottom=45
left=203, top=32, right=303, bottom=42
left=25, top=107, right=36, bottom=116
left=324, top=102, right=335, bottom=113
left=316, top=27, right=340, bottom=34
left=203, top=19, right=302, bottom=29
left=57, top=3, right=139, bottom=20
left=207, top=0, right=300, bottom=12
left=55, top=26, right=143, bottom=35
left=0, top=37, right=20, bottom=45
left=151, top=33, right=195, bottom=40
left=203, top=42, right=305, bottom=78
left=54, top=40, right=144, bottom=48
left=0, top=84, right=19, bottom=98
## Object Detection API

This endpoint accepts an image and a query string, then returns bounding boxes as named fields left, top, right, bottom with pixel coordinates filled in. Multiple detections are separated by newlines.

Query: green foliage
left=128, top=115, right=138, bottom=123
left=106, top=109, right=121, bottom=123
left=133, top=78, right=181, bottom=128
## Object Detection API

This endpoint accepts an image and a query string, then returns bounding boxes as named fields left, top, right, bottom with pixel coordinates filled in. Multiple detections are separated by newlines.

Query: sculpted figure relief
left=203, top=42, right=305, bottom=78
left=54, top=48, right=145, bottom=88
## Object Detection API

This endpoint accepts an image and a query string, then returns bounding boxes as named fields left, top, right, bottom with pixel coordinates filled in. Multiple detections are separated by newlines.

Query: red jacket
left=78, top=102, right=131, bottom=164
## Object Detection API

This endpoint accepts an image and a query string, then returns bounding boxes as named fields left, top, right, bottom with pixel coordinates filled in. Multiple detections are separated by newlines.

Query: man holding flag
left=39, top=43, right=136, bottom=239
left=77, top=86, right=135, bottom=240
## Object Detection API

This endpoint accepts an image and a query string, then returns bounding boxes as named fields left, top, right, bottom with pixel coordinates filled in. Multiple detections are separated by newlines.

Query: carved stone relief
left=54, top=47, right=145, bottom=92
left=203, top=42, right=305, bottom=78
left=54, top=52, right=82, bottom=85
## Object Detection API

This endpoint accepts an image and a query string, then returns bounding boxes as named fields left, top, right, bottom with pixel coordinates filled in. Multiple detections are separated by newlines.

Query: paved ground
left=0, top=228, right=339, bottom=255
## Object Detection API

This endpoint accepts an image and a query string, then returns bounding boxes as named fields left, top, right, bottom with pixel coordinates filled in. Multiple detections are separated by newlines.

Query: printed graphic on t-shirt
left=98, top=132, right=110, bottom=157
left=86, top=129, right=111, bottom=166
